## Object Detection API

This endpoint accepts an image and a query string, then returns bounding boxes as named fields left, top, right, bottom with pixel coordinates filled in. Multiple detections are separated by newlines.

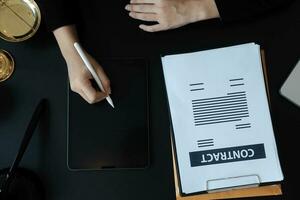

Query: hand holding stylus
left=74, top=42, right=115, bottom=108
left=53, top=26, right=111, bottom=105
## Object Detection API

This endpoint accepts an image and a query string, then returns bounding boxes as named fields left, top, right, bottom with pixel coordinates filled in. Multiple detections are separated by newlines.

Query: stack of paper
left=161, top=43, right=283, bottom=195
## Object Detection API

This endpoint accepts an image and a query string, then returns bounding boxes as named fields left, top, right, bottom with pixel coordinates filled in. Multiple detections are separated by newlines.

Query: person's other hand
left=66, top=51, right=111, bottom=104
left=125, top=0, right=219, bottom=32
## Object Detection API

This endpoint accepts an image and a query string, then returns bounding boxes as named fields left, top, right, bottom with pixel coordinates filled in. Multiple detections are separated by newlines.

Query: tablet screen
left=67, top=58, right=149, bottom=170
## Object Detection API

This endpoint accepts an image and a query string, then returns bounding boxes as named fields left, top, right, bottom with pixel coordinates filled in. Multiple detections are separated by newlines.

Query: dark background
left=0, top=1, right=299, bottom=199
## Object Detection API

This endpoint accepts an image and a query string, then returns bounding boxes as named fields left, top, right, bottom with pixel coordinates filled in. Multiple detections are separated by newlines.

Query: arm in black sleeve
left=40, top=0, right=78, bottom=32
left=214, top=0, right=294, bottom=22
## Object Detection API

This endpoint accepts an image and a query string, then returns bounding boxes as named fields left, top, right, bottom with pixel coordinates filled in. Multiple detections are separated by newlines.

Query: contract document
left=161, top=43, right=283, bottom=195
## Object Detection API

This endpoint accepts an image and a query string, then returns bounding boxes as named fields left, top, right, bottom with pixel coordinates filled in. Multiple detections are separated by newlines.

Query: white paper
left=162, top=43, right=283, bottom=194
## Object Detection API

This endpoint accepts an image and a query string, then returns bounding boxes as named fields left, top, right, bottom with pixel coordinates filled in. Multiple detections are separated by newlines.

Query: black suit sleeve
left=214, top=0, right=294, bottom=22
left=40, top=0, right=78, bottom=31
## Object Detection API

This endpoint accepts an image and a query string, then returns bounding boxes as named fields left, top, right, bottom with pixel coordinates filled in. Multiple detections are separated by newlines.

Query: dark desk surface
left=1, top=2, right=300, bottom=200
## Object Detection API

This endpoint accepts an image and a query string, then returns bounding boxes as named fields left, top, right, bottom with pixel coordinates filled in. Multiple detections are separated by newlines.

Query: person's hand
left=125, top=0, right=220, bottom=32
left=53, top=25, right=111, bottom=104
left=65, top=50, right=111, bottom=104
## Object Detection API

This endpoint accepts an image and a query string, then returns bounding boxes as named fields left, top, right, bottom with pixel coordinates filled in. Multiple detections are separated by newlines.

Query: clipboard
left=172, top=141, right=282, bottom=200
left=170, top=49, right=283, bottom=199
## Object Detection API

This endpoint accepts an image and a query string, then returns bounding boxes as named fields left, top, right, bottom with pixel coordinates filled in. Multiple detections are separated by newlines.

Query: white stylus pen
left=74, top=42, right=115, bottom=108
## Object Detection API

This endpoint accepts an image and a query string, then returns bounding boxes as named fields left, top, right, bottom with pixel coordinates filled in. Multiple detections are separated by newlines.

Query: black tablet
left=67, top=58, right=149, bottom=170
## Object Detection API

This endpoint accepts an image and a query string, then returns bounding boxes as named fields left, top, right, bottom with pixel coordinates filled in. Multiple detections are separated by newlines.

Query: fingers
left=79, top=89, right=107, bottom=105
left=72, top=83, right=107, bottom=105
left=139, top=24, right=164, bottom=32
left=80, top=79, right=108, bottom=104
left=89, top=57, right=111, bottom=94
left=77, top=89, right=92, bottom=103
left=129, top=12, right=157, bottom=22
left=125, top=4, right=156, bottom=13
left=96, top=67, right=111, bottom=94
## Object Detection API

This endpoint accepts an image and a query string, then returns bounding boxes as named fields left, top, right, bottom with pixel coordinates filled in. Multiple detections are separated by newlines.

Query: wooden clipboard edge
left=261, top=49, right=270, bottom=100
left=171, top=49, right=282, bottom=200
left=172, top=138, right=282, bottom=200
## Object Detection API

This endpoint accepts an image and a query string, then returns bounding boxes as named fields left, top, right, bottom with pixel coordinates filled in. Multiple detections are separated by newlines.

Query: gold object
left=0, top=0, right=41, bottom=42
left=0, top=49, right=14, bottom=82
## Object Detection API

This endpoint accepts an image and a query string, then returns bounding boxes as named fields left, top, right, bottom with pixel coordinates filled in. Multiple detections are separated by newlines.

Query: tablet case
left=67, top=58, right=150, bottom=170
left=172, top=50, right=282, bottom=199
